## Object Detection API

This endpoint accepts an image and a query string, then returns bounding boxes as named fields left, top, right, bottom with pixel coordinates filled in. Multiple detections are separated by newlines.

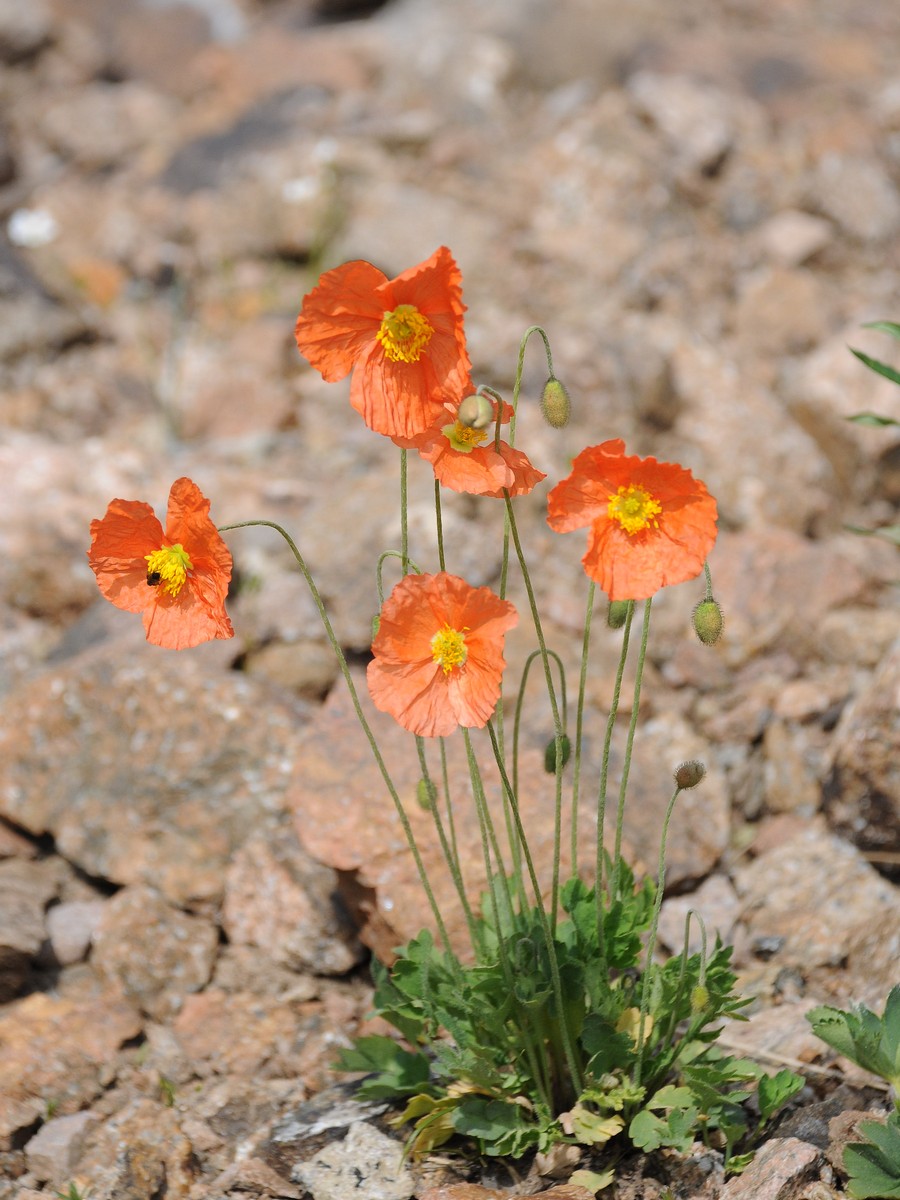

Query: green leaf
left=844, top=1112, right=900, bottom=1199
left=845, top=525, right=900, bottom=546
left=561, top=1105, right=624, bottom=1147
left=451, top=1096, right=543, bottom=1157
left=808, top=990, right=900, bottom=1090
left=756, top=1069, right=805, bottom=1123
left=333, top=1036, right=432, bottom=1099
left=570, top=1167, right=616, bottom=1194
left=850, top=347, right=900, bottom=388
left=629, top=1105, right=697, bottom=1153
left=863, top=321, right=900, bottom=341
left=847, top=412, right=900, bottom=427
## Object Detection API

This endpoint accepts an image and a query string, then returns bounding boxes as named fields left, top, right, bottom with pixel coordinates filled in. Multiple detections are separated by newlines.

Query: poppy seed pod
left=674, top=760, right=706, bottom=790
left=692, top=598, right=724, bottom=645
left=540, top=377, right=571, bottom=429
left=457, top=393, right=495, bottom=430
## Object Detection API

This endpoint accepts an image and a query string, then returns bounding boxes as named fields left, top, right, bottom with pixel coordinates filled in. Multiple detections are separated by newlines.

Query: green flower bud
left=457, top=393, right=494, bottom=430
left=540, top=376, right=571, bottom=429
left=416, top=778, right=437, bottom=810
left=674, top=760, right=706, bottom=790
left=690, top=984, right=710, bottom=1013
left=544, top=734, right=572, bottom=773
left=692, top=598, right=724, bottom=645
left=371, top=613, right=381, bottom=639
left=607, top=600, right=630, bottom=629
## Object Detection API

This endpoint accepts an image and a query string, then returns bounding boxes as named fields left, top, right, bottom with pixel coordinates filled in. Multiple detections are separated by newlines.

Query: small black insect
left=146, top=571, right=162, bottom=587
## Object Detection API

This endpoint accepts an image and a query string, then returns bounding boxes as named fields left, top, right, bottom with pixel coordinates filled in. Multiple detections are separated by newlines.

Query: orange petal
left=294, top=259, right=388, bottom=381
left=88, top=499, right=165, bottom=613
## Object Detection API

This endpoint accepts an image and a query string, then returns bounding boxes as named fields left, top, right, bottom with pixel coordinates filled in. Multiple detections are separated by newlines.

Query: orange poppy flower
left=88, top=477, right=234, bottom=650
left=367, top=572, right=518, bottom=738
left=294, top=246, right=471, bottom=440
left=547, top=440, right=718, bottom=602
left=395, top=394, right=546, bottom=497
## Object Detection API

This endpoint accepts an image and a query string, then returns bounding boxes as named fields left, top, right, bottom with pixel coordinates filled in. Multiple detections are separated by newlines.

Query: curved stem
left=399, top=449, right=409, bottom=576
left=634, top=783, right=683, bottom=1087
left=611, top=598, right=652, bottom=902
left=219, top=519, right=460, bottom=968
left=571, top=582, right=595, bottom=873
left=487, top=719, right=584, bottom=1100
left=596, top=601, right=635, bottom=952
left=415, top=735, right=481, bottom=952
left=503, top=496, right=566, bottom=927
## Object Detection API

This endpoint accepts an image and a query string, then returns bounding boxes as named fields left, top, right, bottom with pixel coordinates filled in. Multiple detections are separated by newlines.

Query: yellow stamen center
left=442, top=419, right=488, bottom=454
left=376, top=304, right=434, bottom=363
left=145, top=544, right=193, bottom=597
left=431, top=624, right=468, bottom=674
left=607, top=484, right=663, bottom=536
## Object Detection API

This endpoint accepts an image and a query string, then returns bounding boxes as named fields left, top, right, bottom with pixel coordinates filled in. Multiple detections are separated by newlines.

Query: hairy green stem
left=634, top=783, right=683, bottom=1087
left=611, top=598, right=652, bottom=902
left=219, top=519, right=459, bottom=969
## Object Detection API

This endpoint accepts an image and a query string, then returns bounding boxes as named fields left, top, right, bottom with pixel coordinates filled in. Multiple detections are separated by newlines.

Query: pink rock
left=46, top=899, right=106, bottom=966
left=24, top=1110, right=98, bottom=1185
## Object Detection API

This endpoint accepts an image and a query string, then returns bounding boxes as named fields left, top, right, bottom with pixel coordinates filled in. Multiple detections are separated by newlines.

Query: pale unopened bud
left=540, top=377, right=571, bottom=429
left=457, top=393, right=494, bottom=430
left=692, top=598, right=724, bottom=646
left=607, top=600, right=630, bottom=629
left=690, top=984, right=710, bottom=1013
left=416, top=778, right=437, bottom=810
left=674, top=760, right=706, bottom=790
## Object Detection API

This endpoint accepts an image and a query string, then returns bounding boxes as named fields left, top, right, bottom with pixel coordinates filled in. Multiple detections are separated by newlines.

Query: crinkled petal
left=88, top=499, right=165, bottom=613
left=294, top=259, right=388, bottom=381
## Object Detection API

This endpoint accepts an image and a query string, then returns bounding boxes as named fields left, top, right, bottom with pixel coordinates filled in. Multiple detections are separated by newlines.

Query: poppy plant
left=367, top=572, right=518, bottom=738
left=395, top=394, right=546, bottom=497
left=294, top=246, right=471, bottom=440
left=547, top=439, right=718, bottom=602
left=88, top=477, right=234, bottom=650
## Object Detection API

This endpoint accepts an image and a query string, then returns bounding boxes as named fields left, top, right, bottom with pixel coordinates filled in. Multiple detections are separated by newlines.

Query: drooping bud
left=607, top=600, right=630, bottom=629
left=457, top=393, right=495, bottom=430
left=692, top=598, right=724, bottom=645
left=674, top=760, right=706, bottom=790
left=544, top=734, right=572, bottom=774
left=540, top=377, right=571, bottom=429
left=416, top=778, right=437, bottom=810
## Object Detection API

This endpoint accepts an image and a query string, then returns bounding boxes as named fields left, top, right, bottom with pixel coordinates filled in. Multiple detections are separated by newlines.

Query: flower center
left=607, top=484, right=663, bottom=536
left=145, top=544, right=194, bottom=597
left=442, top=419, right=488, bottom=454
left=376, top=304, right=434, bottom=363
left=430, top=624, right=468, bottom=674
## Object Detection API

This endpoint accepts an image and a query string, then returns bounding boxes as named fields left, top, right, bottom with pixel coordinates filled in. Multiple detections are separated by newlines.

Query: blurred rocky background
left=0, top=0, right=899, bottom=1196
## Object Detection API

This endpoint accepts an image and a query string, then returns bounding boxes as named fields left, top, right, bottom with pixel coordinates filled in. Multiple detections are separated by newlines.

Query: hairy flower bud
left=416, top=778, right=437, bottom=810
left=540, top=377, right=571, bottom=429
left=457, top=393, right=495, bottom=430
left=674, top=760, right=706, bottom=790
left=690, top=984, right=710, bottom=1013
left=692, top=598, right=724, bottom=645
left=544, top=734, right=572, bottom=773
left=607, top=600, right=630, bottom=629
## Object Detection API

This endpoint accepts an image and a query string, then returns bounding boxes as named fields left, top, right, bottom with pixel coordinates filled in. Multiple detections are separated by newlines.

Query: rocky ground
left=1, top=0, right=899, bottom=1196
